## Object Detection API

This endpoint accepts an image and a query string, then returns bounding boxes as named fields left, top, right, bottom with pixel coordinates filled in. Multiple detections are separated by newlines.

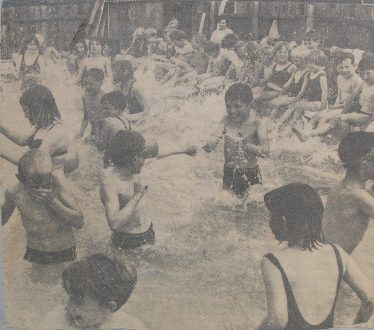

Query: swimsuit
left=112, top=223, right=156, bottom=250
left=264, top=244, right=344, bottom=330
left=223, top=164, right=262, bottom=198
left=288, top=70, right=308, bottom=97
left=267, top=63, right=293, bottom=90
left=20, top=54, right=41, bottom=90
left=303, top=72, right=326, bottom=102
left=24, top=246, right=76, bottom=265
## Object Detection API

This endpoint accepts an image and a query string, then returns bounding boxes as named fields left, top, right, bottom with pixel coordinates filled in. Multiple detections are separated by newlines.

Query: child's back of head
left=225, top=83, right=253, bottom=105
left=204, top=40, right=220, bottom=57
left=101, top=91, right=127, bottom=112
left=83, top=68, right=105, bottom=82
left=62, top=254, right=137, bottom=312
left=306, top=49, right=328, bottom=68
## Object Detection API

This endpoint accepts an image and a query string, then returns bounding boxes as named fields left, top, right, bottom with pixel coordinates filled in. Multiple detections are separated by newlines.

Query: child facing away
left=204, top=83, right=270, bottom=198
left=39, top=254, right=145, bottom=329
left=100, top=130, right=155, bottom=251
left=323, top=132, right=374, bottom=254
left=2, top=150, right=84, bottom=284
left=77, top=68, right=106, bottom=141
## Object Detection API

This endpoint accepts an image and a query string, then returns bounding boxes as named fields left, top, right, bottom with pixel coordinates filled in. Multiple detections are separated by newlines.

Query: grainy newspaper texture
left=0, top=0, right=374, bottom=329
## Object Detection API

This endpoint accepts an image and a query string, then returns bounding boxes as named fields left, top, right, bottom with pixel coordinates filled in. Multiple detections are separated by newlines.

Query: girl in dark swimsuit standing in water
left=257, top=183, right=373, bottom=330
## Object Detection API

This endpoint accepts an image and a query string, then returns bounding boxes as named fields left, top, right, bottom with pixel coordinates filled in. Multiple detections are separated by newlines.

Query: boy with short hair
left=168, top=29, right=193, bottom=62
left=77, top=68, right=106, bottom=141
left=2, top=150, right=84, bottom=283
left=323, top=132, right=374, bottom=253
left=39, top=254, right=145, bottom=329
left=204, top=83, right=270, bottom=198
left=303, top=29, right=321, bottom=51
left=96, top=91, right=130, bottom=151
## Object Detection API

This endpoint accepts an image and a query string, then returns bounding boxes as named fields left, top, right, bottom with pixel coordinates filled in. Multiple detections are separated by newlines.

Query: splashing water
left=1, top=59, right=373, bottom=330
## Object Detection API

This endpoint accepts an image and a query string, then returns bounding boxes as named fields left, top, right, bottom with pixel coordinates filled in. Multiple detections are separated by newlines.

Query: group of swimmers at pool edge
left=1, top=25, right=374, bottom=329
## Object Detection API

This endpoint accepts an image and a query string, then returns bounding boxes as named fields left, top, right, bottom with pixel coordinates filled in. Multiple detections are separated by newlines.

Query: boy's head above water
left=100, top=91, right=127, bottom=117
left=335, top=51, right=356, bottom=79
left=358, top=52, right=374, bottom=85
left=83, top=68, right=104, bottom=94
left=62, top=254, right=137, bottom=329
left=225, top=83, right=253, bottom=121
left=106, top=130, right=146, bottom=174
left=17, top=150, right=53, bottom=190
left=264, top=183, right=324, bottom=250
left=302, top=29, right=321, bottom=50
left=338, top=132, right=374, bottom=179
left=204, top=41, right=220, bottom=58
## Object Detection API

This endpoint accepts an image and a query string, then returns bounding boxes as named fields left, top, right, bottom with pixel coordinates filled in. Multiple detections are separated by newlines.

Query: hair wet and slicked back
left=225, top=83, right=253, bottom=105
left=62, top=254, right=137, bottom=311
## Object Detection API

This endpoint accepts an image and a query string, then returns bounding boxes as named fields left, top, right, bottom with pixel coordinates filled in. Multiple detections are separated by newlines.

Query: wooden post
left=251, top=1, right=259, bottom=40
left=306, top=4, right=314, bottom=31
left=209, top=1, right=217, bottom=35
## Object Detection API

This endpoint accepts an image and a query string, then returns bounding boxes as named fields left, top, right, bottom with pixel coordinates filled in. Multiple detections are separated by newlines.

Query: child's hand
left=134, top=183, right=148, bottom=196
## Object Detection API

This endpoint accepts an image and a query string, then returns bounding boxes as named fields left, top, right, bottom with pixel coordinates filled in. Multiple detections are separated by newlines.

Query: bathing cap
left=264, top=183, right=323, bottom=219
left=338, top=132, right=374, bottom=166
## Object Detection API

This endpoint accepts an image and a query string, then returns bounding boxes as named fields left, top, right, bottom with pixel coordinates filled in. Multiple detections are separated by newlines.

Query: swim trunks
left=223, top=164, right=262, bottom=198
left=24, top=246, right=76, bottom=265
left=112, top=223, right=155, bottom=250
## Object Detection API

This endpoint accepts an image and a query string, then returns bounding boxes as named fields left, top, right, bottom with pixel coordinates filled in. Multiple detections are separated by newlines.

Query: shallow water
left=1, top=61, right=373, bottom=330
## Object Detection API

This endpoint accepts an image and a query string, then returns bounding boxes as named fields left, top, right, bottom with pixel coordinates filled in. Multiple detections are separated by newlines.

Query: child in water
left=259, top=183, right=373, bottom=329
left=39, top=254, right=145, bottom=329
left=323, top=132, right=374, bottom=254
left=204, top=83, right=270, bottom=198
left=77, top=68, right=106, bottom=141
left=2, top=150, right=84, bottom=284
left=100, top=130, right=155, bottom=251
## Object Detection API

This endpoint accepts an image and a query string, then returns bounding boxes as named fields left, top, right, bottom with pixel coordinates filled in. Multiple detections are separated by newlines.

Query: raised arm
left=256, top=257, right=288, bottom=330
left=100, top=181, right=146, bottom=232
left=0, top=122, right=37, bottom=146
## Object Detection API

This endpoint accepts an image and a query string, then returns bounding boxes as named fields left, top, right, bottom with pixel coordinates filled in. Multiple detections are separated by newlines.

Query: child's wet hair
left=19, top=84, right=61, bottom=129
left=334, top=51, right=355, bottom=66
left=100, top=91, right=127, bottom=111
left=204, top=41, right=220, bottom=55
left=221, top=33, right=239, bottom=49
left=274, top=41, right=291, bottom=57
left=217, top=14, right=227, bottom=23
left=62, top=254, right=137, bottom=311
left=22, top=35, right=41, bottom=54
left=71, top=39, right=88, bottom=54
left=338, top=132, right=374, bottom=168
left=225, top=83, right=253, bottom=105
left=192, top=33, right=206, bottom=48
left=303, top=29, right=321, bottom=42
left=89, top=37, right=104, bottom=48
left=358, top=52, right=374, bottom=72
left=264, top=183, right=325, bottom=250
left=105, top=130, right=145, bottom=168
left=306, top=49, right=328, bottom=67
left=18, top=149, right=51, bottom=181
left=113, top=60, right=134, bottom=84
left=83, top=68, right=105, bottom=82
left=169, top=30, right=187, bottom=42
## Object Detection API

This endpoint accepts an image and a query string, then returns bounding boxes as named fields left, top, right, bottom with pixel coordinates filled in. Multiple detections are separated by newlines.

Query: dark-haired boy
left=96, top=91, right=130, bottom=151
left=323, top=132, right=374, bottom=253
left=76, top=68, right=105, bottom=141
left=39, top=254, right=145, bottom=329
left=2, top=150, right=84, bottom=283
left=204, top=83, right=270, bottom=198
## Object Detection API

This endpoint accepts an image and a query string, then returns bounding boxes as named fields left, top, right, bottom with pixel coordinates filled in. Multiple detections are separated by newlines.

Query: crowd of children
left=1, top=16, right=374, bottom=329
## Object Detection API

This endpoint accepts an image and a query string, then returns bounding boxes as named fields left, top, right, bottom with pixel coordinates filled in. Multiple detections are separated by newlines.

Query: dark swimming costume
left=20, top=54, right=41, bottom=75
left=268, top=63, right=293, bottom=89
left=112, top=223, right=155, bottom=250
left=223, top=164, right=262, bottom=198
left=288, top=70, right=308, bottom=97
left=24, top=246, right=76, bottom=265
left=303, top=72, right=326, bottom=102
left=127, top=81, right=144, bottom=114
left=264, top=244, right=344, bottom=330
